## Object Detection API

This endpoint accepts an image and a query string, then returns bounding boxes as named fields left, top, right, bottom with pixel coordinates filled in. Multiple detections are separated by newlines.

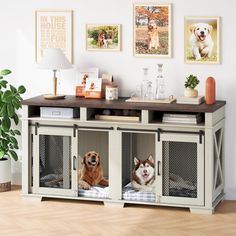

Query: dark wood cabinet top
left=22, top=95, right=226, bottom=113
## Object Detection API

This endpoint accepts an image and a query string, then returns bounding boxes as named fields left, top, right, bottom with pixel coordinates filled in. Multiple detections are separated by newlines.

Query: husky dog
left=131, top=155, right=155, bottom=192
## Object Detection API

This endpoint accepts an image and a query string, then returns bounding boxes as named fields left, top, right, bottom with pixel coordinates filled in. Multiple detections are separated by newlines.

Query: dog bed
left=78, top=186, right=109, bottom=199
left=122, top=183, right=156, bottom=202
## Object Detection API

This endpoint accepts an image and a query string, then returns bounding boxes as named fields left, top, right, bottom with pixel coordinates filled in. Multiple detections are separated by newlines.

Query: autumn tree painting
left=134, top=4, right=171, bottom=57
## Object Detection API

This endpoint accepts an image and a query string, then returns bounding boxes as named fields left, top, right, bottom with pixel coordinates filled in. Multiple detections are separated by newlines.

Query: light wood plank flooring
left=0, top=186, right=236, bottom=236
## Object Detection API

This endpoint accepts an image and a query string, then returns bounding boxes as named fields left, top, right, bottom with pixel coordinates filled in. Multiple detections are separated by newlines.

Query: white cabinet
left=21, top=96, right=226, bottom=214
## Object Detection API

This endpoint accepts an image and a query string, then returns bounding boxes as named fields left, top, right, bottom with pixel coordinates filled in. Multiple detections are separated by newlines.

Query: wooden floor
left=0, top=186, right=236, bottom=236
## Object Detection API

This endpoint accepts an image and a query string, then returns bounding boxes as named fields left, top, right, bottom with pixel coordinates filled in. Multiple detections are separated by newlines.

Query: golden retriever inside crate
left=78, top=151, right=109, bottom=190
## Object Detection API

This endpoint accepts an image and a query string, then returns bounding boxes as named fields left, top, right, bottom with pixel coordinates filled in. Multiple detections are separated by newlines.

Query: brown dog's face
left=148, top=20, right=157, bottom=31
left=83, top=151, right=100, bottom=168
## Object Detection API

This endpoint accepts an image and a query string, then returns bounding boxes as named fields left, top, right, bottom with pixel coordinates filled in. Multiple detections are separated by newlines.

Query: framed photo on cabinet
left=134, top=4, right=172, bottom=58
left=35, top=10, right=73, bottom=63
left=86, top=24, right=121, bottom=51
left=184, top=16, right=220, bottom=64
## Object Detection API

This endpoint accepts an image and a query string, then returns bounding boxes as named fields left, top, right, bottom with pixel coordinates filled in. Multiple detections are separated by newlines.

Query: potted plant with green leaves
left=0, top=69, right=26, bottom=192
left=184, top=74, right=200, bottom=98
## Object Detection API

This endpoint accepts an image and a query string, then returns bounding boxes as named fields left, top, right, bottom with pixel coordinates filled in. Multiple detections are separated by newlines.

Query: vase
left=205, top=77, right=216, bottom=105
left=184, top=88, right=198, bottom=98
left=0, top=157, right=11, bottom=192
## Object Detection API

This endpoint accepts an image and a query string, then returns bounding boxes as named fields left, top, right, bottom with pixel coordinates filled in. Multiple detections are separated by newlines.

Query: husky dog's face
left=134, top=155, right=155, bottom=181
left=190, top=23, right=213, bottom=42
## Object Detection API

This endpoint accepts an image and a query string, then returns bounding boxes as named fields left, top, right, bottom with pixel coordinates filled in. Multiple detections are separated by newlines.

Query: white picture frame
left=35, top=10, right=73, bottom=63
left=184, top=16, right=220, bottom=64
left=134, top=4, right=172, bottom=58
left=86, top=24, right=121, bottom=51
left=77, top=68, right=99, bottom=85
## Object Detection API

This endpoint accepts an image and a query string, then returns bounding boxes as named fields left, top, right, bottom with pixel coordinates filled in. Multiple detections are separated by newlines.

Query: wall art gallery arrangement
left=35, top=4, right=220, bottom=64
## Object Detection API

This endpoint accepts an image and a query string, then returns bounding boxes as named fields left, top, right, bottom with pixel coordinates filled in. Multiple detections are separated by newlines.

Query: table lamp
left=38, top=48, right=72, bottom=99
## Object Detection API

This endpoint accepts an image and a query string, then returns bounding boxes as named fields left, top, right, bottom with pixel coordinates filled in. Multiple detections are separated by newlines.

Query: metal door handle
left=157, top=161, right=161, bottom=176
left=73, top=156, right=77, bottom=171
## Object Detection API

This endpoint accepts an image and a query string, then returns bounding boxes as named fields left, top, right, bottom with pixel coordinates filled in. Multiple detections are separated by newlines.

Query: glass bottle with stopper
left=155, top=64, right=165, bottom=100
left=141, top=68, right=152, bottom=100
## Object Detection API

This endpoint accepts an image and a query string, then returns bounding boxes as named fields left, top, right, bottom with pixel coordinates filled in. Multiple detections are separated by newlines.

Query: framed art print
left=35, top=10, right=73, bottom=63
left=86, top=24, right=121, bottom=51
left=184, top=16, right=220, bottom=64
left=134, top=4, right=171, bottom=57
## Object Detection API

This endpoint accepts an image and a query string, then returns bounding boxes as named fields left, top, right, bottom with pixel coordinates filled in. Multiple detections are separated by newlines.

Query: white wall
left=0, top=0, right=235, bottom=199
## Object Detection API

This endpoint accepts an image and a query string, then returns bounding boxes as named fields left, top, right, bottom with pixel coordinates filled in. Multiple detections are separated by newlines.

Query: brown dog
left=79, top=151, right=108, bottom=190
left=97, top=31, right=104, bottom=48
left=147, top=20, right=160, bottom=50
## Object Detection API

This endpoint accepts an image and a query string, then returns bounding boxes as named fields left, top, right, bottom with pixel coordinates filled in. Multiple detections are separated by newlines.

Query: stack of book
left=162, top=113, right=202, bottom=124
left=176, top=96, right=205, bottom=105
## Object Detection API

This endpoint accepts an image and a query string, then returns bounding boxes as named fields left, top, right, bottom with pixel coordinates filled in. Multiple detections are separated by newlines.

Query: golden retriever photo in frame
left=134, top=4, right=171, bottom=57
left=185, top=17, right=220, bottom=64
left=86, top=24, right=121, bottom=51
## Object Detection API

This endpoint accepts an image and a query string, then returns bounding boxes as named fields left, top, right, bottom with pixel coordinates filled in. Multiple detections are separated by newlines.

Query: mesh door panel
left=162, top=141, right=197, bottom=198
left=39, top=135, right=71, bottom=189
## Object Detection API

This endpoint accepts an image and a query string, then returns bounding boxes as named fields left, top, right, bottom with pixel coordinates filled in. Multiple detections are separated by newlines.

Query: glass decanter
left=155, top=64, right=165, bottom=100
left=141, top=68, right=151, bottom=100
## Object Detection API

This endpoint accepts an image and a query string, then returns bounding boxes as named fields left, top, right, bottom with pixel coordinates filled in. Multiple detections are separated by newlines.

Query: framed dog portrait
left=86, top=24, right=121, bottom=51
left=35, top=10, right=73, bottom=63
left=184, top=16, right=220, bottom=64
left=134, top=4, right=172, bottom=58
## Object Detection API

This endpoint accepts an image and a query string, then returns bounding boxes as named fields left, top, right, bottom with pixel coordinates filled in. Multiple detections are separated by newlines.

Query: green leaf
left=10, top=85, right=17, bottom=93
left=7, top=103, right=14, bottom=117
left=1, top=69, right=11, bottom=76
left=0, top=129, right=7, bottom=137
left=18, top=85, right=26, bottom=94
left=10, top=130, right=15, bottom=136
left=9, top=136, right=17, bottom=146
left=2, top=90, right=12, bottom=102
left=9, top=150, right=18, bottom=161
left=0, top=80, right=8, bottom=88
left=0, top=76, right=3, bottom=80
left=0, top=103, right=7, bottom=116
left=0, top=150, right=5, bottom=159
left=13, top=113, right=19, bottom=125
left=14, top=130, right=21, bottom=135
left=12, top=98, right=21, bottom=109
left=2, top=117, right=11, bottom=131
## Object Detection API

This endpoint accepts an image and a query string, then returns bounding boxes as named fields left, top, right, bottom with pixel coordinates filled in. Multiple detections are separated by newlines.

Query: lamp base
left=44, top=94, right=66, bottom=100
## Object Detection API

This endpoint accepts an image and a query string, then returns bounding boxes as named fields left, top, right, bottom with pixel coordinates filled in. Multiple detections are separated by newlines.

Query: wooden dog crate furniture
left=21, top=96, right=226, bottom=214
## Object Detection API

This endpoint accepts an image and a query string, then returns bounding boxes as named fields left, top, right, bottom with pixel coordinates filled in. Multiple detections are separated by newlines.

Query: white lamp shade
left=38, top=48, right=72, bottom=70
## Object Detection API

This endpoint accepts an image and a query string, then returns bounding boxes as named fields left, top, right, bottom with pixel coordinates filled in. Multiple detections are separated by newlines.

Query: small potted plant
left=184, top=74, right=200, bottom=98
left=0, top=69, right=26, bottom=192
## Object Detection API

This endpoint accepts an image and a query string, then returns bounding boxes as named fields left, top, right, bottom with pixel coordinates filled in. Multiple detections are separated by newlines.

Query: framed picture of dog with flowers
left=184, top=16, right=220, bottom=64
left=134, top=4, right=172, bottom=58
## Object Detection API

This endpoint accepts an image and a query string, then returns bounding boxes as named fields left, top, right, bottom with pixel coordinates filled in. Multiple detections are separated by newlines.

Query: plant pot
left=184, top=88, right=198, bottom=98
left=0, top=157, right=11, bottom=192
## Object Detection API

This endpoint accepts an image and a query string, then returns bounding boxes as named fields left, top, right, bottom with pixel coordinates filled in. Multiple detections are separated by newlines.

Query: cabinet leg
left=190, top=208, right=214, bottom=214
left=104, top=201, right=124, bottom=208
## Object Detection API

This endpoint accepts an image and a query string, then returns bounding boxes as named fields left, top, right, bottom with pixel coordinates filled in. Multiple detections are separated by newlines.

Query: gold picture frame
left=35, top=10, right=73, bottom=63
left=86, top=24, right=121, bottom=51
left=133, top=4, right=172, bottom=58
left=184, top=16, right=220, bottom=64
